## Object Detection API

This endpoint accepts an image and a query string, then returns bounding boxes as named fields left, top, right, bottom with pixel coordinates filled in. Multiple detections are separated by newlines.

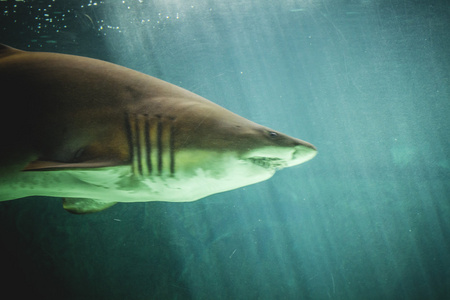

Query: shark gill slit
left=169, top=119, right=175, bottom=176
left=135, top=114, right=143, bottom=176
left=138, top=114, right=152, bottom=176
left=124, top=113, right=139, bottom=176
left=144, top=114, right=152, bottom=175
left=157, top=116, right=163, bottom=175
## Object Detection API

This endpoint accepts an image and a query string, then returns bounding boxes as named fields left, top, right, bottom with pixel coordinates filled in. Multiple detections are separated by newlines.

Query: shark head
left=120, top=98, right=317, bottom=202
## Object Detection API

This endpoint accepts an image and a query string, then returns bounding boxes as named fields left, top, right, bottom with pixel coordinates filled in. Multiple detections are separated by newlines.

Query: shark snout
left=295, top=139, right=317, bottom=151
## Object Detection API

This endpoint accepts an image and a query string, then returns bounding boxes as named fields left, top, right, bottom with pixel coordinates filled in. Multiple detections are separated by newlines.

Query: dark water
left=1, top=0, right=449, bottom=299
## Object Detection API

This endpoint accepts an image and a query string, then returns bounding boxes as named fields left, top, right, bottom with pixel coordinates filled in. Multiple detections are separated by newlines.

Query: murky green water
left=1, top=1, right=449, bottom=299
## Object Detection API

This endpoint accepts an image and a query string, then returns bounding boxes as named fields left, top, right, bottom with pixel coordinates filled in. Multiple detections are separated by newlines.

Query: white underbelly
left=0, top=164, right=274, bottom=203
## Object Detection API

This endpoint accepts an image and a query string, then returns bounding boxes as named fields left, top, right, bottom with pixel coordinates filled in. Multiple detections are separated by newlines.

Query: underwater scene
left=0, top=0, right=449, bottom=299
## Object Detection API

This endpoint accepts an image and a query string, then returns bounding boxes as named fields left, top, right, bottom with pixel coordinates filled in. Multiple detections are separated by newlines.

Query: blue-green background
left=1, top=0, right=449, bottom=299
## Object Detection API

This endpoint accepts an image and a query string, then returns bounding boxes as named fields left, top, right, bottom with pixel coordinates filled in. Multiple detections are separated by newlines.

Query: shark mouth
left=246, top=157, right=287, bottom=170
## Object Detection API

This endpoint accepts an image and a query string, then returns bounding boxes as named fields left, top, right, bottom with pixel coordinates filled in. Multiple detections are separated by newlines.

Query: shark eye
left=269, top=131, right=278, bottom=138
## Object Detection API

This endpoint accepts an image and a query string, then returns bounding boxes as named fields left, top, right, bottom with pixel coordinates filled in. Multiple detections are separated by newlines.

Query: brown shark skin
left=0, top=44, right=315, bottom=176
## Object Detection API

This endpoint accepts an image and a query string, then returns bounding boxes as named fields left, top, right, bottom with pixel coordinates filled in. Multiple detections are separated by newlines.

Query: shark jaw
left=242, top=144, right=318, bottom=170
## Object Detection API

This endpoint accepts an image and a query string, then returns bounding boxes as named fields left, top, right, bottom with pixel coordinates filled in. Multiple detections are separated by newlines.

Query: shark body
left=0, top=44, right=316, bottom=213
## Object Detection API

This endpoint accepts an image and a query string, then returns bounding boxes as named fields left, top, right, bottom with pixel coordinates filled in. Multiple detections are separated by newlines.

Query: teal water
left=1, top=1, right=449, bottom=299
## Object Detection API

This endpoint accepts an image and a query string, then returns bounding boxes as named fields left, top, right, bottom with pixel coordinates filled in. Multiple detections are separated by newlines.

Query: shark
left=0, top=44, right=317, bottom=214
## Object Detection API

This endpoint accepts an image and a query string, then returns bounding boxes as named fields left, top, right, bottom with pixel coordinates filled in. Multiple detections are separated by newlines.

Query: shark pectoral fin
left=63, top=198, right=117, bottom=214
left=23, top=160, right=126, bottom=171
